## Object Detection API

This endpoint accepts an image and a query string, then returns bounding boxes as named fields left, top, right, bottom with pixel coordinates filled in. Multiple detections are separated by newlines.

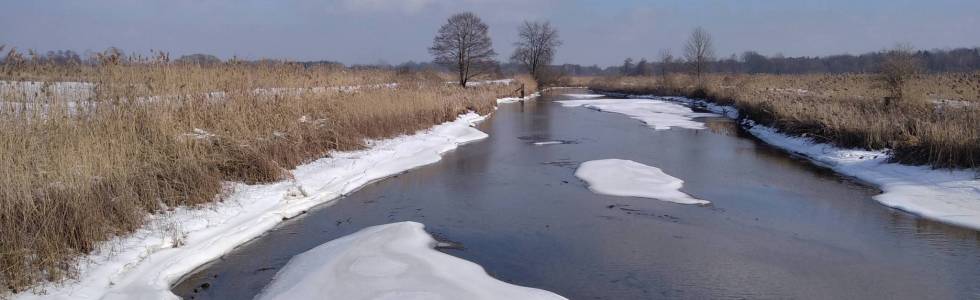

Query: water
left=174, top=90, right=980, bottom=299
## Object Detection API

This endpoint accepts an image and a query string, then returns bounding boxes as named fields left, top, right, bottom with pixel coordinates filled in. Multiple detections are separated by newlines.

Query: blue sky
left=1, top=0, right=977, bottom=66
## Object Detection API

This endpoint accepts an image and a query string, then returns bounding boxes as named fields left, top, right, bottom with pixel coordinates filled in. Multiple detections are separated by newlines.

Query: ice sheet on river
left=556, top=97, right=716, bottom=130
left=255, top=222, right=566, bottom=300
left=575, top=159, right=709, bottom=205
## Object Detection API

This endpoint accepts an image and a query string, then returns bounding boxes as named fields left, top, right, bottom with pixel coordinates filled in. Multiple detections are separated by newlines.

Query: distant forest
left=6, top=46, right=980, bottom=76
left=400, top=47, right=980, bottom=76
left=577, top=47, right=980, bottom=76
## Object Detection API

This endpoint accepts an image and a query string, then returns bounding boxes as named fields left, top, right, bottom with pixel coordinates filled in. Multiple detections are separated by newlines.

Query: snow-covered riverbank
left=587, top=92, right=980, bottom=232
left=556, top=97, right=716, bottom=130
left=14, top=111, right=494, bottom=300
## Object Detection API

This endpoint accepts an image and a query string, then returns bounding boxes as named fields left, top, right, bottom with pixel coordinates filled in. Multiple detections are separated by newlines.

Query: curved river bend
left=175, top=90, right=980, bottom=299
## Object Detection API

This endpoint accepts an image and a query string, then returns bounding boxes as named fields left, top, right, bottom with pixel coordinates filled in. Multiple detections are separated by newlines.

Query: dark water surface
left=174, top=90, right=980, bottom=299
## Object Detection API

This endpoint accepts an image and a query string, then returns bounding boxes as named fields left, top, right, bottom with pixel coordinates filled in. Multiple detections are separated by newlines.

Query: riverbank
left=586, top=90, right=980, bottom=232
left=175, top=90, right=980, bottom=299
left=0, top=57, right=534, bottom=294
left=583, top=73, right=980, bottom=170
left=12, top=109, right=511, bottom=299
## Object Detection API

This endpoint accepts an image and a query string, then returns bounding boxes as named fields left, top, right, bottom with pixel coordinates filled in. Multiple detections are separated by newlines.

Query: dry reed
left=586, top=73, right=980, bottom=169
left=0, top=54, right=516, bottom=293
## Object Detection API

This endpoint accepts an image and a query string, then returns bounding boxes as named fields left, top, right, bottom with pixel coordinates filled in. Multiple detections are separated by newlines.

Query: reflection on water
left=174, top=89, right=980, bottom=300
left=702, top=117, right=740, bottom=136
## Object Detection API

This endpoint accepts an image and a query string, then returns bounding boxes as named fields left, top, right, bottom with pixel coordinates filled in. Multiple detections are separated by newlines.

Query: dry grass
left=587, top=72, right=980, bottom=169
left=513, top=74, right=539, bottom=94
left=0, top=57, right=516, bottom=293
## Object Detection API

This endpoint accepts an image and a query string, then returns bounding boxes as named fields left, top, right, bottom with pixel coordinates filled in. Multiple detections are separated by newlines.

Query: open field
left=0, top=60, right=524, bottom=292
left=581, top=73, right=980, bottom=169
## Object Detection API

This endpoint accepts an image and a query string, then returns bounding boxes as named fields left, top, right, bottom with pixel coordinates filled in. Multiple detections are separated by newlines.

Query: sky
left=1, top=0, right=978, bottom=66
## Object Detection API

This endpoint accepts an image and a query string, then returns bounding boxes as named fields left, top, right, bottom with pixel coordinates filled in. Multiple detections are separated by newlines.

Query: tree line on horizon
left=5, top=25, right=979, bottom=80
left=606, top=46, right=980, bottom=77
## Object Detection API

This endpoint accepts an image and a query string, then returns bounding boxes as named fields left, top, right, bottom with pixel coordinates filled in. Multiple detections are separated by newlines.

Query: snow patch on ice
left=14, top=112, right=491, bottom=300
left=533, top=141, right=564, bottom=146
left=255, top=222, right=566, bottom=300
left=557, top=97, right=717, bottom=130
left=575, top=159, right=709, bottom=205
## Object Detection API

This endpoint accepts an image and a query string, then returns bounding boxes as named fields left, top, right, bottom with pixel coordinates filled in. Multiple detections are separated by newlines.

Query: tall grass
left=587, top=73, right=980, bottom=169
left=0, top=56, right=515, bottom=292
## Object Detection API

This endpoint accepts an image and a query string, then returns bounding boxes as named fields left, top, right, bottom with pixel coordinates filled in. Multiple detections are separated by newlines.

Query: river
left=174, top=89, right=980, bottom=299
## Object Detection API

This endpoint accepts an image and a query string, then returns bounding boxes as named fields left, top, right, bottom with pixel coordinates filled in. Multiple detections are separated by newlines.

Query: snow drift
left=556, top=98, right=716, bottom=130
left=256, top=222, right=566, bottom=300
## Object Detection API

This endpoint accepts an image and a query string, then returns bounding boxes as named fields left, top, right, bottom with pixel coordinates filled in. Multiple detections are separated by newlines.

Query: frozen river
left=174, top=89, right=980, bottom=299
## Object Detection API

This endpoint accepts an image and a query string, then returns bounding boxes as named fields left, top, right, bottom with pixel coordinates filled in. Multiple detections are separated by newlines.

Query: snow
left=2, top=79, right=517, bottom=108
left=561, top=93, right=605, bottom=99
left=930, top=98, right=975, bottom=110
left=178, top=128, right=217, bottom=141
left=746, top=124, right=980, bottom=231
left=253, top=82, right=400, bottom=96
left=0, top=81, right=95, bottom=102
left=255, top=222, right=566, bottom=300
left=464, top=79, right=514, bottom=87
left=533, top=141, right=564, bottom=146
left=618, top=93, right=980, bottom=231
left=556, top=97, right=717, bottom=130
left=497, top=92, right=541, bottom=104
left=575, top=159, right=709, bottom=205
left=766, top=87, right=810, bottom=95
left=14, top=112, right=492, bottom=300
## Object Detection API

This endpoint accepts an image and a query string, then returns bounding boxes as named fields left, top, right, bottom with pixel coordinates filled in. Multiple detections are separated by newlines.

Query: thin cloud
left=329, top=0, right=437, bottom=14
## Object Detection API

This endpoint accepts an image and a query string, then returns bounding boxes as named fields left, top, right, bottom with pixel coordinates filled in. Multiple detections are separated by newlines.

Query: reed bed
left=0, top=58, right=515, bottom=292
left=586, top=73, right=980, bottom=169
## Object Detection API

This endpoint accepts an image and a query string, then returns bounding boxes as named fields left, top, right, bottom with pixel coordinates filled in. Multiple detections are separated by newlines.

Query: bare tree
left=877, top=43, right=922, bottom=104
left=430, top=12, right=497, bottom=87
left=684, top=27, right=715, bottom=87
left=621, top=57, right=634, bottom=75
left=658, top=49, right=674, bottom=77
left=635, top=58, right=651, bottom=76
left=511, top=21, right=562, bottom=83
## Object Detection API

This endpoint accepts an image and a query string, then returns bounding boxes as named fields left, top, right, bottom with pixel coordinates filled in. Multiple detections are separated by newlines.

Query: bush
left=877, top=44, right=923, bottom=105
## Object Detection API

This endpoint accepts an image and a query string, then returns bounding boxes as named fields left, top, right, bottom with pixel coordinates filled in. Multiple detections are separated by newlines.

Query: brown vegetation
left=877, top=44, right=923, bottom=104
left=0, top=51, right=517, bottom=292
left=585, top=72, right=980, bottom=169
